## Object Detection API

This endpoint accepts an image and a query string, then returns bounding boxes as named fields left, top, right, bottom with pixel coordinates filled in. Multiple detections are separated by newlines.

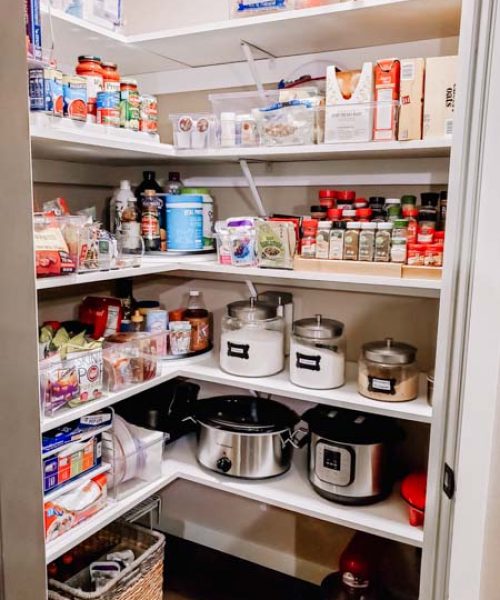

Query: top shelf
left=41, top=0, right=461, bottom=76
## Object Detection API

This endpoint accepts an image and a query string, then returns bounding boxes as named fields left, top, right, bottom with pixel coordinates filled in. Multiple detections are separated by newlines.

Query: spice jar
left=316, top=221, right=332, bottom=259
left=337, top=190, right=356, bottom=204
left=301, top=219, right=318, bottom=258
left=342, top=209, right=357, bottom=222
left=401, top=195, right=417, bottom=217
left=359, top=222, right=377, bottom=261
left=343, top=222, right=361, bottom=260
left=319, top=189, right=337, bottom=209
left=220, top=299, right=284, bottom=377
left=406, top=208, right=419, bottom=244
left=311, top=205, right=328, bottom=220
left=385, top=198, right=401, bottom=221
left=359, top=338, right=419, bottom=402
left=375, top=222, right=393, bottom=262
left=290, top=315, right=345, bottom=390
left=369, top=196, right=385, bottom=208
left=327, top=208, right=342, bottom=221
left=356, top=208, right=373, bottom=222
left=329, top=221, right=346, bottom=259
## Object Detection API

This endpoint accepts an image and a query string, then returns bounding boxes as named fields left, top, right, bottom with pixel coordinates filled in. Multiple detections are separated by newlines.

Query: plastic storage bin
left=40, top=348, right=104, bottom=416
left=102, top=332, right=167, bottom=392
left=253, top=101, right=316, bottom=146
left=170, top=113, right=219, bottom=149
left=324, top=101, right=399, bottom=143
left=47, top=522, right=165, bottom=600
left=209, top=90, right=280, bottom=117
left=102, top=415, right=164, bottom=499
left=34, top=214, right=86, bottom=278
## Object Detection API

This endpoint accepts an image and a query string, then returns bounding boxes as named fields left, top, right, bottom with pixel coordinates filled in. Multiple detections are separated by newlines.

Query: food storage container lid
left=369, top=196, right=385, bottom=205
left=319, top=189, right=338, bottom=199
left=257, top=291, right=293, bottom=306
left=332, top=221, right=346, bottom=230
left=346, top=221, right=361, bottom=229
left=385, top=198, right=401, bottom=205
left=360, top=222, right=377, bottom=229
left=302, top=405, right=401, bottom=444
left=377, top=222, right=394, bottom=230
left=420, top=192, right=440, bottom=207
left=318, top=221, right=333, bottom=229
left=227, top=298, right=278, bottom=321
left=362, top=337, right=417, bottom=364
left=78, top=55, right=102, bottom=62
left=293, top=314, right=344, bottom=339
left=401, top=194, right=417, bottom=204
left=393, top=219, right=409, bottom=228
left=194, top=395, right=299, bottom=433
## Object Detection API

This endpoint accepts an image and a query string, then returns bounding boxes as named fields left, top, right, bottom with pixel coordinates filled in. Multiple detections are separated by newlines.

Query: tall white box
left=423, top=56, right=458, bottom=140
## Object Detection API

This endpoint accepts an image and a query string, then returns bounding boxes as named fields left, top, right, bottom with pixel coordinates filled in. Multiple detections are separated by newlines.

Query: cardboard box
left=373, top=59, right=400, bottom=141
left=423, top=56, right=458, bottom=140
left=325, top=63, right=373, bottom=143
left=398, top=58, right=425, bottom=141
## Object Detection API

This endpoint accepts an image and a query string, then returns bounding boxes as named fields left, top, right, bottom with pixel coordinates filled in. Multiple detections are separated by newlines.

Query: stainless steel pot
left=190, top=395, right=300, bottom=479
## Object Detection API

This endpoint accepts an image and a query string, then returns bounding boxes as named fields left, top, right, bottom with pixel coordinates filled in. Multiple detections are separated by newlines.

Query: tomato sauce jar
left=76, top=55, right=103, bottom=122
left=101, top=61, right=120, bottom=93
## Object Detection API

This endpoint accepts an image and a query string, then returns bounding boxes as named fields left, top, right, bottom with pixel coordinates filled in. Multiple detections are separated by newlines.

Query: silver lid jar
left=227, top=298, right=278, bottom=321
left=361, top=337, right=417, bottom=365
left=293, top=314, right=344, bottom=341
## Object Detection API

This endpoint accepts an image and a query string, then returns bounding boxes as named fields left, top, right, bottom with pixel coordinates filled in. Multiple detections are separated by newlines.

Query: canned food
left=29, top=68, right=45, bottom=111
left=139, top=94, right=158, bottom=134
left=96, top=91, right=120, bottom=127
left=45, top=68, right=63, bottom=117
left=120, top=78, right=140, bottom=131
left=63, top=75, right=87, bottom=121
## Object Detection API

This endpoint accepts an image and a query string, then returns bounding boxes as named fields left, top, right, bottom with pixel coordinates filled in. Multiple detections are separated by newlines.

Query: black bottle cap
left=169, top=172, right=181, bottom=181
left=420, top=192, right=440, bottom=207
left=143, top=171, right=156, bottom=179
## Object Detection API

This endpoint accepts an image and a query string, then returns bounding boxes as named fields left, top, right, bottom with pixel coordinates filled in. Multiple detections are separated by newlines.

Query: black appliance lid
left=194, top=395, right=299, bottom=433
left=302, top=405, right=401, bottom=444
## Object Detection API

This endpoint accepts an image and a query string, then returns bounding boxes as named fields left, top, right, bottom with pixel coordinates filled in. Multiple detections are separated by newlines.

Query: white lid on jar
left=377, top=222, right=394, bottom=230
left=318, top=221, right=333, bottom=229
left=361, top=222, right=377, bottom=229
left=346, top=222, right=361, bottom=229
left=385, top=198, right=401, bottom=205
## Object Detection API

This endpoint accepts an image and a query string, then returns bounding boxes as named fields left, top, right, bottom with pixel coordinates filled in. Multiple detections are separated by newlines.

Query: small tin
left=29, top=68, right=45, bottom=111
left=96, top=91, right=120, bottom=127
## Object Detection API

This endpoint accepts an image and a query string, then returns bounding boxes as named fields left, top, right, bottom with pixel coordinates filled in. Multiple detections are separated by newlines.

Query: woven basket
left=48, top=522, right=165, bottom=600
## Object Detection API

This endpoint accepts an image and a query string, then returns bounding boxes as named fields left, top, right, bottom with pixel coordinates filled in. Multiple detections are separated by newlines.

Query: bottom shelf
left=45, top=435, right=423, bottom=563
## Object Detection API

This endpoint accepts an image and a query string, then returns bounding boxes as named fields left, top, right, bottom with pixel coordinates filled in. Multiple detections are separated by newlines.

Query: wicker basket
left=48, top=522, right=165, bottom=600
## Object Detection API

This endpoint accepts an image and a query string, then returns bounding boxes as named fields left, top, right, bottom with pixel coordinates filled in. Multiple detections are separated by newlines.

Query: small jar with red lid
left=101, top=61, right=120, bottom=93
left=356, top=208, right=372, bottom=222
left=424, top=243, right=444, bottom=267
left=318, top=189, right=338, bottom=210
left=342, top=209, right=356, bottom=222
left=406, top=208, right=419, bottom=244
left=301, top=219, right=318, bottom=258
left=327, top=208, right=343, bottom=221
left=354, top=198, right=368, bottom=210
left=310, top=205, right=328, bottom=220
left=337, top=190, right=356, bottom=203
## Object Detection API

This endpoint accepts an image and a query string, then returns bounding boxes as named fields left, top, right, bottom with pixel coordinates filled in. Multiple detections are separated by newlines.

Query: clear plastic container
left=253, top=102, right=316, bottom=146
left=77, top=223, right=117, bottom=273
left=231, top=0, right=294, bottom=18
left=209, top=90, right=280, bottom=118
left=102, top=332, right=168, bottom=392
left=39, top=348, right=104, bottom=417
left=169, top=113, right=219, bottom=149
left=324, top=101, right=399, bottom=144
left=34, top=214, right=86, bottom=278
left=102, top=416, right=164, bottom=499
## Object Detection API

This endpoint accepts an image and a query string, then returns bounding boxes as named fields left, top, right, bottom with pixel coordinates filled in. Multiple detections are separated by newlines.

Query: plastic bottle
left=141, top=190, right=162, bottom=252
left=135, top=171, right=163, bottom=212
left=116, top=278, right=136, bottom=322
left=165, top=171, right=183, bottom=195
left=110, top=180, right=134, bottom=234
left=130, top=310, right=144, bottom=332
left=184, top=290, right=210, bottom=352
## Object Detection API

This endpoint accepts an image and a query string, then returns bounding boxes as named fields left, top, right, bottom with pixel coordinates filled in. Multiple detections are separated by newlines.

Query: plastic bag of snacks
left=256, top=221, right=296, bottom=269
left=253, top=101, right=315, bottom=146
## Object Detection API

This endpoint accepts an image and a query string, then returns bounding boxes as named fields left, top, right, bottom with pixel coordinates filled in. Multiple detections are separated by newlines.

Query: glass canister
left=220, top=299, right=284, bottom=377
left=290, top=315, right=345, bottom=390
left=257, top=291, right=293, bottom=356
left=358, top=338, right=419, bottom=402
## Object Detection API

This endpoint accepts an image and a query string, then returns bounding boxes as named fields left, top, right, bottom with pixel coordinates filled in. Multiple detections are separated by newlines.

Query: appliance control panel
left=216, top=456, right=232, bottom=473
left=315, top=441, right=353, bottom=486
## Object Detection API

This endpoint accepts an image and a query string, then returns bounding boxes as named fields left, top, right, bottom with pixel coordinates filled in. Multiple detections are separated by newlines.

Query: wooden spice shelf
left=293, top=257, right=442, bottom=280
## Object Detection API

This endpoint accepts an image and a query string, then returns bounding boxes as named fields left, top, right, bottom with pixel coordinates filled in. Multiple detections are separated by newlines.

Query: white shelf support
left=245, top=279, right=258, bottom=298
left=241, top=41, right=274, bottom=101
left=240, top=159, right=267, bottom=217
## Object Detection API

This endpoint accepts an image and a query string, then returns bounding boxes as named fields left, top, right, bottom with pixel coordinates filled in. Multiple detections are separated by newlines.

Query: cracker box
left=423, top=56, right=458, bottom=140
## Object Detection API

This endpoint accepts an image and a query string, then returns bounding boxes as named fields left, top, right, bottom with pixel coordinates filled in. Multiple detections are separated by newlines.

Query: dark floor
left=163, top=535, right=322, bottom=600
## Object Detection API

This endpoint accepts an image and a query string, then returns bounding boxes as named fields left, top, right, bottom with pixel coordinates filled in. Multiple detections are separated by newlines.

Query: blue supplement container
left=166, top=194, right=204, bottom=251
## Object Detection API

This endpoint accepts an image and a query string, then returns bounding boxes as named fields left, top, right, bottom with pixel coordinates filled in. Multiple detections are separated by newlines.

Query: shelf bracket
left=241, top=41, right=272, bottom=101
left=245, top=279, right=258, bottom=298
left=240, top=159, right=267, bottom=217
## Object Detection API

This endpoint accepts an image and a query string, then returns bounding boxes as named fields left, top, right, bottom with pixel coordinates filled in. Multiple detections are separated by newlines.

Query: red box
left=374, top=59, right=401, bottom=141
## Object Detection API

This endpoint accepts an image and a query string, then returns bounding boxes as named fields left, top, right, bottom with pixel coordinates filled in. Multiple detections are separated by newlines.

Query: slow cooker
left=302, top=405, right=401, bottom=505
left=190, top=395, right=300, bottom=479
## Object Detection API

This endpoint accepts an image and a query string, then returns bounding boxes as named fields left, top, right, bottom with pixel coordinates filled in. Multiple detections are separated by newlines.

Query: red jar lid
left=404, top=207, right=419, bottom=218
left=434, top=231, right=445, bottom=241
left=337, top=190, right=356, bottom=202
left=401, top=472, right=427, bottom=510
left=407, top=243, right=426, bottom=251
left=319, top=189, right=338, bottom=199
left=356, top=208, right=372, bottom=219
left=302, top=218, right=318, bottom=228
left=327, top=208, right=343, bottom=220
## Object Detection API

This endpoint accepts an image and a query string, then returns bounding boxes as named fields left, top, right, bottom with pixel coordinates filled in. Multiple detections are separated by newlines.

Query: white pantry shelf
left=130, top=0, right=460, bottom=68
left=37, top=255, right=441, bottom=298
left=41, top=353, right=431, bottom=434
left=29, top=113, right=451, bottom=165
left=45, top=435, right=422, bottom=563
left=44, top=464, right=111, bottom=503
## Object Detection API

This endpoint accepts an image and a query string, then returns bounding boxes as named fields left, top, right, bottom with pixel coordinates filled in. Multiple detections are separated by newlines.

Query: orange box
left=373, top=59, right=401, bottom=141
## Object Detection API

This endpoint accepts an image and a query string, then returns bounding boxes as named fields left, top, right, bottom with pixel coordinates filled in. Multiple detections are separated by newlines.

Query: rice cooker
left=301, top=405, right=401, bottom=505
